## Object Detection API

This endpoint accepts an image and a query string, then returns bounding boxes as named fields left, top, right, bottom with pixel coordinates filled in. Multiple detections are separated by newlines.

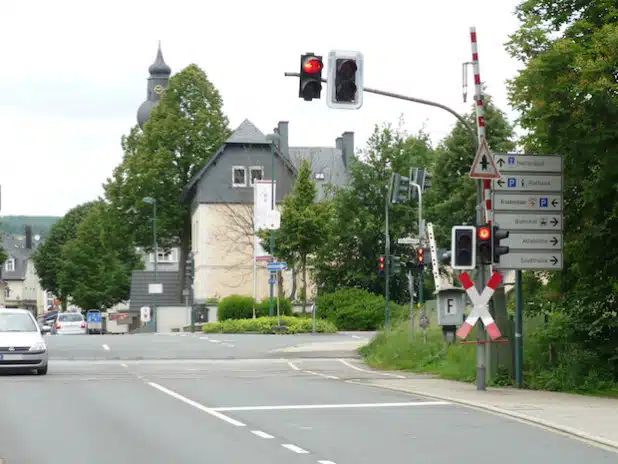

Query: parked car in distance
left=52, top=312, right=87, bottom=335
left=0, top=308, right=48, bottom=375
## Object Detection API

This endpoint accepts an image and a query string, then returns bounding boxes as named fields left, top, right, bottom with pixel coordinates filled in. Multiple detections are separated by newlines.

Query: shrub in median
left=316, top=288, right=406, bottom=330
left=202, top=316, right=337, bottom=334
left=218, top=295, right=293, bottom=321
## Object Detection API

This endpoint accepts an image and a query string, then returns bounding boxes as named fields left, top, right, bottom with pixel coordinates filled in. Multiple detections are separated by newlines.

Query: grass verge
left=202, top=316, right=338, bottom=334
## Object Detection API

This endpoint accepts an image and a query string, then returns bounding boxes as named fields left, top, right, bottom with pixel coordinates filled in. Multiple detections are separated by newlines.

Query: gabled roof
left=288, top=147, right=350, bottom=201
left=2, top=236, right=38, bottom=281
left=179, top=119, right=297, bottom=203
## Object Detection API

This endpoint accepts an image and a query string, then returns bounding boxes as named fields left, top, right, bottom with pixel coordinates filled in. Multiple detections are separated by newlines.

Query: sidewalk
left=359, top=376, right=618, bottom=450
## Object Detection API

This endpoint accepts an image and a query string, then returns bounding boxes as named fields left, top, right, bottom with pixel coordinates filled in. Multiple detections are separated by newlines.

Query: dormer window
left=5, top=259, right=15, bottom=272
left=250, top=166, right=264, bottom=186
left=232, top=166, right=246, bottom=187
left=315, top=172, right=326, bottom=180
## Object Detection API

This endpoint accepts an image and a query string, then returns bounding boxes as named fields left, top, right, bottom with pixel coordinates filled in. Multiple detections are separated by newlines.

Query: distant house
left=0, top=229, right=54, bottom=316
left=179, top=119, right=354, bottom=305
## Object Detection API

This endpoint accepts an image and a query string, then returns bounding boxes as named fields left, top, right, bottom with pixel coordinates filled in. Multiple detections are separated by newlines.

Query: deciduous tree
left=105, top=64, right=231, bottom=290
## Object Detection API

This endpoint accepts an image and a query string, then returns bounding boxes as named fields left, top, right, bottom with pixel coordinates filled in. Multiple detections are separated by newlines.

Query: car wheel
left=36, top=366, right=48, bottom=375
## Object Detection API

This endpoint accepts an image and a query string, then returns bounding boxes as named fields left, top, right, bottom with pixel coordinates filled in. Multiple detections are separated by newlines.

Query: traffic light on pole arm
left=377, top=255, right=385, bottom=278
left=326, top=50, right=364, bottom=110
left=390, top=255, right=402, bottom=274
left=416, top=247, right=425, bottom=270
left=493, top=225, right=510, bottom=264
left=451, top=226, right=476, bottom=270
left=477, top=224, right=492, bottom=265
left=299, top=53, right=323, bottom=101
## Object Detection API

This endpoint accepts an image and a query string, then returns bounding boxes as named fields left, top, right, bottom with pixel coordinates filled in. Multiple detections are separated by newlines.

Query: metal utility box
left=437, top=288, right=467, bottom=326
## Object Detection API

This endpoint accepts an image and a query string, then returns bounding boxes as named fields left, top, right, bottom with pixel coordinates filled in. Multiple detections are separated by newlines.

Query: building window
left=5, top=259, right=15, bottom=272
left=315, top=172, right=326, bottom=180
left=150, top=249, right=177, bottom=263
left=232, top=166, right=246, bottom=187
left=250, top=166, right=264, bottom=185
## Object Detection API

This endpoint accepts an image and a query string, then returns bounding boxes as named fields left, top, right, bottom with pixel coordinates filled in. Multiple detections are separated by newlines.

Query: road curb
left=346, top=380, right=618, bottom=452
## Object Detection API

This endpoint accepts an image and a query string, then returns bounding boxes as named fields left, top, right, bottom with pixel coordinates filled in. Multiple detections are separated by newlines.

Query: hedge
left=202, top=316, right=337, bottom=334
left=218, top=295, right=292, bottom=321
left=316, top=288, right=406, bottom=330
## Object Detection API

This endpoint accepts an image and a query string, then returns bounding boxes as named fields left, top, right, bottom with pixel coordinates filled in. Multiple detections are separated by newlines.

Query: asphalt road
left=0, top=333, right=615, bottom=464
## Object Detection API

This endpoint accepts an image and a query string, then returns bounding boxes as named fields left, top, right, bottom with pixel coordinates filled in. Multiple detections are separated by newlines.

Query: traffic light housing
left=410, top=168, right=432, bottom=200
left=185, top=253, right=195, bottom=284
left=390, top=172, right=411, bottom=204
left=299, top=53, right=323, bottom=101
left=390, top=255, right=402, bottom=274
left=493, top=225, right=510, bottom=264
left=477, top=224, right=492, bottom=265
left=326, top=50, right=364, bottom=110
left=416, top=247, right=425, bottom=268
left=451, top=226, right=476, bottom=270
left=377, top=255, right=385, bottom=277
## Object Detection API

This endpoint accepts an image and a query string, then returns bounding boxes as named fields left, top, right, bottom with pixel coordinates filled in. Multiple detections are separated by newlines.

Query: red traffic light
left=303, top=58, right=323, bottom=75
left=478, top=226, right=491, bottom=241
left=379, top=256, right=385, bottom=269
left=417, top=248, right=425, bottom=263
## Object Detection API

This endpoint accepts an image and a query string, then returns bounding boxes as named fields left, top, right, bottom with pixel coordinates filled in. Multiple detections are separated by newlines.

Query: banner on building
left=253, top=180, right=280, bottom=231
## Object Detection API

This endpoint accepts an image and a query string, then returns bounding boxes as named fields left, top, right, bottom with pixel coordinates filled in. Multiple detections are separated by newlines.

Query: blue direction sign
left=87, top=311, right=102, bottom=323
left=267, top=261, right=287, bottom=272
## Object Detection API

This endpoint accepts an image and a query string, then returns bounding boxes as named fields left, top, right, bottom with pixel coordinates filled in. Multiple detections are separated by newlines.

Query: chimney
left=341, top=131, right=354, bottom=168
left=25, top=225, right=32, bottom=249
left=277, top=121, right=289, bottom=157
left=335, top=137, right=343, bottom=152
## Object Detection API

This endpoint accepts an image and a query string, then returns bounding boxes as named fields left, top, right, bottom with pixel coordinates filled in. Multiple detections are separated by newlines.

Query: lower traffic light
left=477, top=224, right=492, bottom=264
left=451, top=226, right=476, bottom=270
left=416, top=247, right=425, bottom=266
left=377, top=256, right=385, bottom=277
left=390, top=255, right=402, bottom=274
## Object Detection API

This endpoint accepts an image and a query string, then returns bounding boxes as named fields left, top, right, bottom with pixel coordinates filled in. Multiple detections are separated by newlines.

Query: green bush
left=218, top=295, right=293, bottom=321
left=202, top=316, right=337, bottom=334
left=316, top=288, right=406, bottom=330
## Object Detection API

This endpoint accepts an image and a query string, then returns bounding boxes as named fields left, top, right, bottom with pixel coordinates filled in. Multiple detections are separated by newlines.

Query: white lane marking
left=213, top=401, right=450, bottom=412
left=120, top=363, right=127, bottom=368
left=319, top=461, right=337, bottom=464
left=351, top=335, right=362, bottom=339
left=148, top=382, right=245, bottom=427
left=200, top=336, right=209, bottom=340
left=288, top=361, right=301, bottom=371
left=282, top=444, right=309, bottom=454
left=222, top=343, right=235, bottom=348
left=209, top=339, right=221, bottom=343
left=305, top=370, right=340, bottom=380
left=102, top=344, right=110, bottom=351
left=251, top=430, right=274, bottom=439
left=338, top=358, right=406, bottom=379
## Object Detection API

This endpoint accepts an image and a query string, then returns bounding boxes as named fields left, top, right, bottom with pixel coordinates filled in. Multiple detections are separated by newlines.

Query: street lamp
left=265, top=133, right=280, bottom=318
left=143, top=196, right=158, bottom=332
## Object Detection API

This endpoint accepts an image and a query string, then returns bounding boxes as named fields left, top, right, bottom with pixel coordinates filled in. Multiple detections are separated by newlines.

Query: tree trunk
left=301, top=254, right=307, bottom=314
left=288, top=264, right=298, bottom=301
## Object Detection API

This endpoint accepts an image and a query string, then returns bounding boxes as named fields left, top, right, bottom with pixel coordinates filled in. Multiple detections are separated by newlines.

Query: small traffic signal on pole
left=451, top=226, right=476, bottom=270
left=410, top=168, right=432, bottom=200
left=299, top=53, right=323, bottom=101
left=326, top=50, right=364, bottom=110
left=416, top=247, right=425, bottom=267
left=390, top=172, right=411, bottom=204
left=477, top=224, right=492, bottom=265
left=493, top=225, right=510, bottom=264
left=390, top=255, right=402, bottom=274
left=377, top=255, right=385, bottom=277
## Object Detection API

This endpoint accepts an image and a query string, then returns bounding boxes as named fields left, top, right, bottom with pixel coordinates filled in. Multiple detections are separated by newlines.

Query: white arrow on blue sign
left=267, top=262, right=287, bottom=271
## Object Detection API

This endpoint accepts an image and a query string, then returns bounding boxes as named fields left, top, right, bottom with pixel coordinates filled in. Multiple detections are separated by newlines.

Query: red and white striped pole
left=469, top=27, right=492, bottom=226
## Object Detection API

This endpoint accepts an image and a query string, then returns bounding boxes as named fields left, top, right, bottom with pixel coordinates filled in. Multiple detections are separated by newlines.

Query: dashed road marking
left=102, top=344, right=110, bottom=351
left=148, top=382, right=245, bottom=427
left=251, top=430, right=274, bottom=439
left=288, top=361, right=301, bottom=371
left=338, top=358, right=406, bottom=379
left=318, top=461, right=337, bottom=464
left=282, top=444, right=309, bottom=454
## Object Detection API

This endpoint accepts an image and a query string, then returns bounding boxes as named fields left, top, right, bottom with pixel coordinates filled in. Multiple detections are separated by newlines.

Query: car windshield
left=59, top=314, right=83, bottom=322
left=0, top=312, right=38, bottom=332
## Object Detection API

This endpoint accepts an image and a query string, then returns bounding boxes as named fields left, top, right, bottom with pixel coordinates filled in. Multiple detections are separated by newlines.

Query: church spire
left=137, top=42, right=172, bottom=129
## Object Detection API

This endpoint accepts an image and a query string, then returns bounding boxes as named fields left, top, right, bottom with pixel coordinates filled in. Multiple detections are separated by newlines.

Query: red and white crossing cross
left=456, top=271, right=503, bottom=341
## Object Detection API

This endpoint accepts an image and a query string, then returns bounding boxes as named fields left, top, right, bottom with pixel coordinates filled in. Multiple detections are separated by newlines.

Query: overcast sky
left=1, top=0, right=522, bottom=216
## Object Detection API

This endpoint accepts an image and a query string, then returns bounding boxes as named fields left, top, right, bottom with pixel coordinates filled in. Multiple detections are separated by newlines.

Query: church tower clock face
left=153, top=84, right=164, bottom=95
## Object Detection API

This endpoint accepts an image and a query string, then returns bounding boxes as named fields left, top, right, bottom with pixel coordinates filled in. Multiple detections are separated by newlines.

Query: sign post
left=491, top=152, right=564, bottom=388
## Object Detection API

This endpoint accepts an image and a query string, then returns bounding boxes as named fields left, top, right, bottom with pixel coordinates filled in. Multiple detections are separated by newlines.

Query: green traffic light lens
left=338, top=60, right=357, bottom=78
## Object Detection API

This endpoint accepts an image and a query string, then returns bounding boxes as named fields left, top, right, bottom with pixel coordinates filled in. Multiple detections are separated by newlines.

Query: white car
left=52, top=312, right=87, bottom=335
left=0, top=308, right=48, bottom=375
